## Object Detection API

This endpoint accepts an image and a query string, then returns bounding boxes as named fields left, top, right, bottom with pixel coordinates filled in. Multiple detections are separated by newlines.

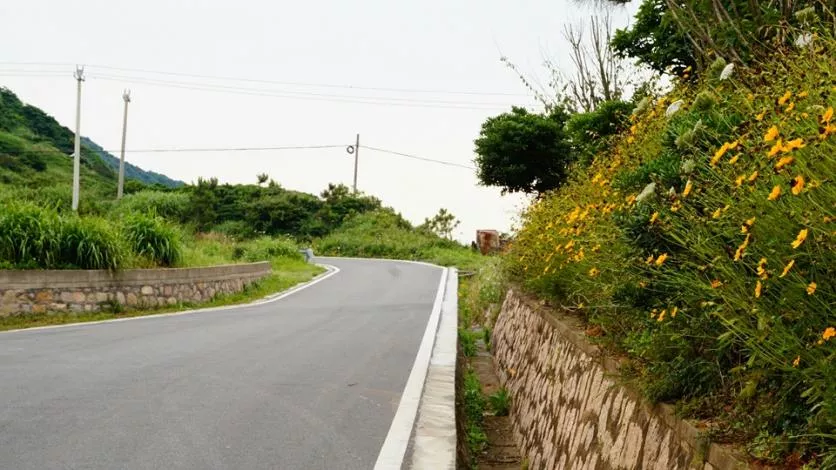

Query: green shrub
left=212, top=220, right=257, bottom=240
left=120, top=213, right=182, bottom=267
left=57, top=215, right=126, bottom=270
left=0, top=202, right=60, bottom=268
left=115, top=190, right=190, bottom=222
left=567, top=100, right=634, bottom=165
left=488, top=387, right=512, bottom=416
left=238, top=236, right=300, bottom=262
left=0, top=202, right=127, bottom=269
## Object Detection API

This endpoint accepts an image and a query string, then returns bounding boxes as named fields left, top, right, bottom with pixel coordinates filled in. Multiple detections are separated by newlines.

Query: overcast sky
left=0, top=0, right=637, bottom=242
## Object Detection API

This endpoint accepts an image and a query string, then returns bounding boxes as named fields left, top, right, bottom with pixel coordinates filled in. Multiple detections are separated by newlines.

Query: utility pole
left=117, top=89, right=131, bottom=199
left=353, top=133, right=359, bottom=194
left=71, top=66, right=84, bottom=211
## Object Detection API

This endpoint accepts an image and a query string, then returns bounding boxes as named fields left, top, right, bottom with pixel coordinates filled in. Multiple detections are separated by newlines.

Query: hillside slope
left=0, top=87, right=182, bottom=193
left=81, top=137, right=183, bottom=188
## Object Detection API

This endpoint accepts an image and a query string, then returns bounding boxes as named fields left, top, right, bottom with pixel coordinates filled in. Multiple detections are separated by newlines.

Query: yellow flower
left=823, top=327, right=836, bottom=341
left=711, top=144, right=729, bottom=166
left=797, top=91, right=808, bottom=98
left=671, top=201, right=681, bottom=212
left=754, top=280, right=763, bottom=298
left=768, top=185, right=782, bottom=201
left=711, top=279, right=723, bottom=288
left=748, top=171, right=759, bottom=183
left=780, top=259, right=795, bottom=278
left=792, top=356, right=800, bottom=367
left=822, top=107, right=834, bottom=123
left=775, top=156, right=794, bottom=169
left=784, top=102, right=795, bottom=113
left=588, top=267, right=600, bottom=277
left=764, top=126, right=780, bottom=142
left=649, top=212, right=659, bottom=224
left=646, top=255, right=655, bottom=265
left=755, top=110, right=766, bottom=121
left=746, top=217, right=756, bottom=226
left=777, top=90, right=792, bottom=106
left=728, top=140, right=739, bottom=149
left=712, top=208, right=722, bottom=219
left=655, top=253, right=669, bottom=266
left=670, top=306, right=678, bottom=318
left=757, top=258, right=768, bottom=279
left=683, top=179, right=693, bottom=197
left=807, top=282, right=817, bottom=295
left=791, top=229, right=808, bottom=249
left=728, top=154, right=740, bottom=164
left=791, top=175, right=805, bottom=195
left=734, top=234, right=751, bottom=261
left=767, top=139, right=783, bottom=157
left=657, top=309, right=667, bottom=322
left=735, top=175, right=746, bottom=187
left=781, top=138, right=805, bottom=152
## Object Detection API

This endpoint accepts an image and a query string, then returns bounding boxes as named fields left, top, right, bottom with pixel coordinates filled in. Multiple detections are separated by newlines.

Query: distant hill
left=0, top=87, right=182, bottom=190
left=81, top=137, right=184, bottom=188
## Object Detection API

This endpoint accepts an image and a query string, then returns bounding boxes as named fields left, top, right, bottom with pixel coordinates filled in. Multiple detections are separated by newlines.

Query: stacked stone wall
left=0, top=262, right=271, bottom=316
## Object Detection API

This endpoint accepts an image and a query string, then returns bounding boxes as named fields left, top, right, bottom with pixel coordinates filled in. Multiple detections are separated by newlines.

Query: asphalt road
left=0, top=258, right=443, bottom=470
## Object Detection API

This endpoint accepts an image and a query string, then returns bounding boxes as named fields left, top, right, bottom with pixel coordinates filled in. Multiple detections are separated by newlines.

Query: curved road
left=0, top=258, right=444, bottom=470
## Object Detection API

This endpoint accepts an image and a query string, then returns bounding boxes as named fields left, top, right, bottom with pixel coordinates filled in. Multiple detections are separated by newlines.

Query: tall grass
left=0, top=202, right=125, bottom=269
left=120, top=213, right=183, bottom=267
left=58, top=215, right=125, bottom=269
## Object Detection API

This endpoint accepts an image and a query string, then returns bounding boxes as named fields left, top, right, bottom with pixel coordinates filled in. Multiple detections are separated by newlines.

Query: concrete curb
left=408, top=267, right=458, bottom=470
left=373, top=266, right=455, bottom=470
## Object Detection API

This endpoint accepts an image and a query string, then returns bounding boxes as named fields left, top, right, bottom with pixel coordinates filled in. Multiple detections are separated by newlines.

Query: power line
left=103, top=144, right=347, bottom=153
left=88, top=73, right=517, bottom=108
left=363, top=145, right=475, bottom=170
left=14, top=143, right=476, bottom=170
left=0, top=62, right=530, bottom=97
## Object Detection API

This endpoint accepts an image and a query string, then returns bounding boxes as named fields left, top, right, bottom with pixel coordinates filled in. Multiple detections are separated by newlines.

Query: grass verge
left=0, top=257, right=324, bottom=332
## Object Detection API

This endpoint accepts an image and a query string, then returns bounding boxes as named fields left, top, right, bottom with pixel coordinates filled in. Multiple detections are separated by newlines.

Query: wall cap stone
left=0, top=262, right=271, bottom=289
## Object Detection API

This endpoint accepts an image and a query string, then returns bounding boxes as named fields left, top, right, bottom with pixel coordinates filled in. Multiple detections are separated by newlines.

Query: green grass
left=462, top=366, right=488, bottom=468
left=488, top=387, right=512, bottom=417
left=0, top=257, right=324, bottom=332
left=314, top=210, right=486, bottom=270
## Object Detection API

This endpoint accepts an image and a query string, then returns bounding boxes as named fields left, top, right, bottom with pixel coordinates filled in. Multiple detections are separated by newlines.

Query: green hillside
left=0, top=87, right=181, bottom=201
left=81, top=137, right=184, bottom=188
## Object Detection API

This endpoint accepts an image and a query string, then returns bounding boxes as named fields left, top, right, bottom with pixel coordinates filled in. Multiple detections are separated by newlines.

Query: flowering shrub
left=506, top=39, right=834, bottom=465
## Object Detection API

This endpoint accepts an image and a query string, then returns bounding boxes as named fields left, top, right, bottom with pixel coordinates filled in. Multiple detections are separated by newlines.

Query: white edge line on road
left=373, top=265, right=450, bottom=470
left=0, top=263, right=341, bottom=335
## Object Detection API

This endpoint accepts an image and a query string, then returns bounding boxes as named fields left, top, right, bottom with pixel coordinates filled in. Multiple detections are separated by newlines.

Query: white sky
left=0, top=0, right=637, bottom=242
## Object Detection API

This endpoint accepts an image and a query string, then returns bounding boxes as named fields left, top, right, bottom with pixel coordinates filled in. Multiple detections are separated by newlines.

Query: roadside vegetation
left=475, top=2, right=835, bottom=465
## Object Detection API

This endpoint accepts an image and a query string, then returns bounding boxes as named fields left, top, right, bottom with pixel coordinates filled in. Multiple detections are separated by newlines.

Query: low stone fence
left=492, top=289, right=749, bottom=470
left=0, top=262, right=271, bottom=316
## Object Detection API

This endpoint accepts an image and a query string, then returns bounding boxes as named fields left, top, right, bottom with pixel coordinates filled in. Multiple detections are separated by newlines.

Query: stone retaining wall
left=492, top=289, right=749, bottom=470
left=0, top=262, right=271, bottom=316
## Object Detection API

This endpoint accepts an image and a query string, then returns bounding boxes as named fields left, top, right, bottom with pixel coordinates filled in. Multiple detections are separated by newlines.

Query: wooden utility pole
left=117, top=90, right=131, bottom=199
left=71, top=66, right=84, bottom=211
left=353, top=133, right=360, bottom=193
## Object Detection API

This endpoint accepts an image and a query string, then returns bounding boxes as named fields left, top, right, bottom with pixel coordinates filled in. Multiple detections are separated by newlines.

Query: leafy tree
left=610, top=0, right=696, bottom=75
left=191, top=177, right=219, bottom=231
left=474, top=107, right=573, bottom=194
left=420, top=208, right=460, bottom=239
left=567, top=100, right=634, bottom=165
